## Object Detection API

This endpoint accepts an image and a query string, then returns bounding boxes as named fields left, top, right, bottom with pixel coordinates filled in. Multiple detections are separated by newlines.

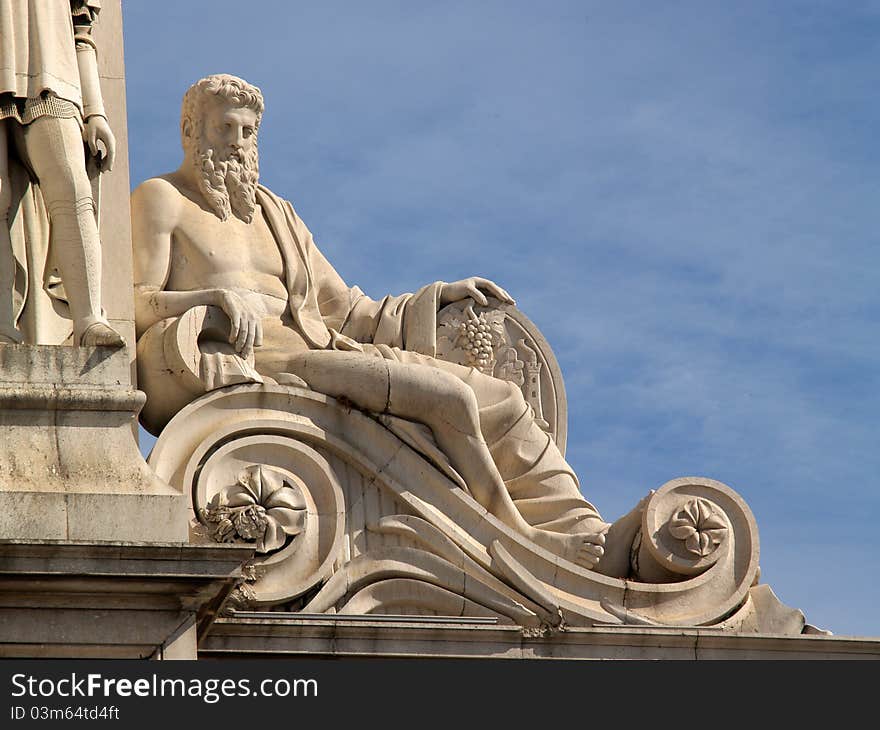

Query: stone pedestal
left=0, top=345, right=187, bottom=542
left=0, top=541, right=253, bottom=658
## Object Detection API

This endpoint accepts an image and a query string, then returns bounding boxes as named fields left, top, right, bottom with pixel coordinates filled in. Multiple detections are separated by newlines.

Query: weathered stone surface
left=149, top=385, right=783, bottom=633
left=0, top=344, right=187, bottom=542
left=2, top=3, right=864, bottom=660
left=0, top=540, right=254, bottom=659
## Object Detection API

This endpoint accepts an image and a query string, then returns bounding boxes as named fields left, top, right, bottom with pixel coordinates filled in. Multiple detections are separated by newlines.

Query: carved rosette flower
left=201, top=465, right=307, bottom=553
left=667, top=498, right=727, bottom=557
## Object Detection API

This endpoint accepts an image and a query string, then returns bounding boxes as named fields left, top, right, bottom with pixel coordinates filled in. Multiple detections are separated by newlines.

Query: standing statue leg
left=0, top=121, right=21, bottom=344
left=18, top=116, right=123, bottom=347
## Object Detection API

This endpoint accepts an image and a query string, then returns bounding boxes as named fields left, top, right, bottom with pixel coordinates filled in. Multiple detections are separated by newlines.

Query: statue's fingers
left=469, top=286, right=488, bottom=306
left=254, top=319, right=263, bottom=348
left=245, top=319, right=257, bottom=356
left=580, top=543, right=605, bottom=557
left=103, top=133, right=116, bottom=171
left=484, top=280, right=511, bottom=303
left=241, top=319, right=256, bottom=359
left=496, top=286, right=515, bottom=305
left=87, top=127, right=99, bottom=158
left=235, top=316, right=252, bottom=354
left=203, top=368, right=217, bottom=391
left=227, top=310, right=241, bottom=345
left=577, top=550, right=601, bottom=566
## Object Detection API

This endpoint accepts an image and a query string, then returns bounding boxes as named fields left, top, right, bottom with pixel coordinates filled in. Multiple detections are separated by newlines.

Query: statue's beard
left=194, top=142, right=260, bottom=222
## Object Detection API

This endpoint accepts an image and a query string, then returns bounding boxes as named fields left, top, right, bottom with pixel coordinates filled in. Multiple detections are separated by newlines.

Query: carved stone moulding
left=148, top=384, right=793, bottom=633
left=635, top=478, right=752, bottom=581
left=612, top=477, right=761, bottom=628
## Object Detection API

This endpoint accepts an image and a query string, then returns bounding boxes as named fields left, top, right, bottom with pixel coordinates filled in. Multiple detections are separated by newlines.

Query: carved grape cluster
left=208, top=503, right=268, bottom=543
left=458, top=312, right=495, bottom=369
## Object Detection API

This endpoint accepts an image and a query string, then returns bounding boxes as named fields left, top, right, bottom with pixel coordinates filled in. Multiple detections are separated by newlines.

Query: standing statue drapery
left=0, top=0, right=123, bottom=346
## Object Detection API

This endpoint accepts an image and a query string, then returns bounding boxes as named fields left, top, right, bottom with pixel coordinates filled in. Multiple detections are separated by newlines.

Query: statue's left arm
left=73, top=1, right=115, bottom=170
left=342, top=275, right=514, bottom=353
left=283, top=203, right=514, bottom=353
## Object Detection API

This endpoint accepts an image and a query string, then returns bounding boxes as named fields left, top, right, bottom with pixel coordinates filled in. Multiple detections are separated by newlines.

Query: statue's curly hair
left=181, top=74, right=264, bottom=146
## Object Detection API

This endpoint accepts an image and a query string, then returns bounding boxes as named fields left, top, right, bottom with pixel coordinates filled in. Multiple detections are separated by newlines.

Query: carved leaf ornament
left=668, top=498, right=727, bottom=557
left=202, top=465, right=307, bottom=553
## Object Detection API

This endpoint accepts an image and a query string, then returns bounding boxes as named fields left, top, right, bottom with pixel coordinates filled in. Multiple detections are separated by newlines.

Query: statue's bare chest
left=172, top=201, right=284, bottom=279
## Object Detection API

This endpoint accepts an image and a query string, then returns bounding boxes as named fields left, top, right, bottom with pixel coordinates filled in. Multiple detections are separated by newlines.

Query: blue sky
left=123, top=1, right=880, bottom=637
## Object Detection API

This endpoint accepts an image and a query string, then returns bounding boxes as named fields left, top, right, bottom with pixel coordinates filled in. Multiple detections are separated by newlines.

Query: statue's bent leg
left=440, top=359, right=645, bottom=577
left=19, top=117, right=122, bottom=347
left=0, top=121, right=20, bottom=343
left=372, top=349, right=605, bottom=535
left=287, top=349, right=608, bottom=569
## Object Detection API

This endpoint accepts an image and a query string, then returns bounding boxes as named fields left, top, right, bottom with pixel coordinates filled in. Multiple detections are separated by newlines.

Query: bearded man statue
left=131, top=74, right=647, bottom=575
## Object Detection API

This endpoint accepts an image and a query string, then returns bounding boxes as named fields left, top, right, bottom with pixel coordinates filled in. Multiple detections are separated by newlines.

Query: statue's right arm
left=131, top=179, right=221, bottom=339
left=131, top=179, right=262, bottom=356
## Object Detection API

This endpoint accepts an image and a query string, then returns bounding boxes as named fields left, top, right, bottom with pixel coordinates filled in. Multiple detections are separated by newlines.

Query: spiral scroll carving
left=149, top=386, right=764, bottom=627
left=638, top=478, right=750, bottom=578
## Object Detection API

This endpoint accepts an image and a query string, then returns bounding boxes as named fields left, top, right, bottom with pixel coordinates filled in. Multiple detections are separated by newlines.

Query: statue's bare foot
left=595, top=491, right=654, bottom=578
left=530, top=527, right=607, bottom=570
left=78, top=322, right=125, bottom=348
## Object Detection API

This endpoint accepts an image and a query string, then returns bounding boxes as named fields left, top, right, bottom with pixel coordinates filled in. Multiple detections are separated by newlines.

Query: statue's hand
left=83, top=114, right=116, bottom=172
left=216, top=290, right=263, bottom=359
left=439, top=277, right=515, bottom=307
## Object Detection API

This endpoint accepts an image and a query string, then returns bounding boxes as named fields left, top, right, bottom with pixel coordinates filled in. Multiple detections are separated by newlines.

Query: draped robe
left=248, top=185, right=603, bottom=535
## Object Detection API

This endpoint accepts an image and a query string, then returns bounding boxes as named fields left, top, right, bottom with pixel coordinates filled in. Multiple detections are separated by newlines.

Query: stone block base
left=0, top=345, right=187, bottom=542
left=0, top=541, right=253, bottom=659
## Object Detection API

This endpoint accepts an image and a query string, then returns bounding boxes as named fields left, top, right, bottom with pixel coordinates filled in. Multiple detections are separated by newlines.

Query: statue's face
left=188, top=94, right=261, bottom=222
left=201, top=96, right=259, bottom=161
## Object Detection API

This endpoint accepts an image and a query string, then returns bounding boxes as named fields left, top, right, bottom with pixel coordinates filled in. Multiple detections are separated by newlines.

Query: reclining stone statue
left=132, top=74, right=818, bottom=633
left=131, top=74, right=648, bottom=576
left=0, top=0, right=124, bottom=347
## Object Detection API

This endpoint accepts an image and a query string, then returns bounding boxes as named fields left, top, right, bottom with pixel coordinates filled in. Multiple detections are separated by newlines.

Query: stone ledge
left=0, top=541, right=254, bottom=659
left=0, top=384, right=144, bottom=411
left=200, top=614, right=880, bottom=660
